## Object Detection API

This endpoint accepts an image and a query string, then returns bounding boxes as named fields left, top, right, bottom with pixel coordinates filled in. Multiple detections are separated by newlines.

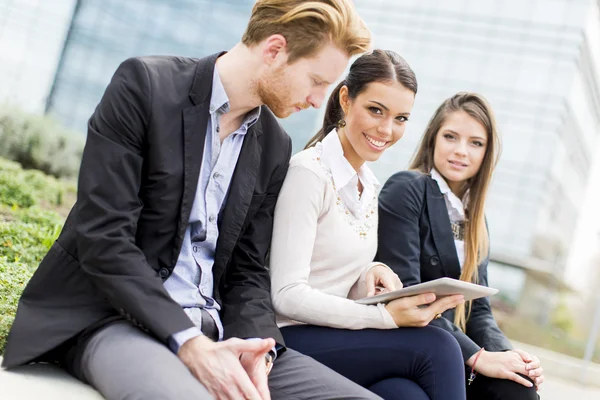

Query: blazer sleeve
left=75, top=58, right=195, bottom=344
left=466, top=258, right=513, bottom=352
left=220, top=135, right=292, bottom=347
left=270, top=165, right=397, bottom=330
left=377, top=171, right=481, bottom=361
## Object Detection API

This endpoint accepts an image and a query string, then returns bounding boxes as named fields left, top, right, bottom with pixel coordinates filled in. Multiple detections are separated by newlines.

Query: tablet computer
left=354, top=277, right=498, bottom=305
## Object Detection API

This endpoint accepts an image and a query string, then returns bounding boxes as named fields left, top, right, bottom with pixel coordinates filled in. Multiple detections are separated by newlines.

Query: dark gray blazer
left=376, top=170, right=512, bottom=361
left=2, top=53, right=291, bottom=368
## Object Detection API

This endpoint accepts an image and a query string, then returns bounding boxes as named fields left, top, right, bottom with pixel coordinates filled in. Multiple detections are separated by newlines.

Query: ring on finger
left=434, top=313, right=442, bottom=319
left=265, top=353, right=274, bottom=376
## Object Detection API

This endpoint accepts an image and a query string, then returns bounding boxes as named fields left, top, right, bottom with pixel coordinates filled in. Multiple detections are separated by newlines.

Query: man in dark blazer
left=1, top=1, right=381, bottom=399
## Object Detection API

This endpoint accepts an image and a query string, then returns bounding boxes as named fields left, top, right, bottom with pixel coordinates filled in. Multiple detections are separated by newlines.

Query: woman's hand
left=384, top=293, right=464, bottom=327
left=467, top=349, right=535, bottom=388
left=365, top=264, right=403, bottom=297
left=514, top=349, right=544, bottom=390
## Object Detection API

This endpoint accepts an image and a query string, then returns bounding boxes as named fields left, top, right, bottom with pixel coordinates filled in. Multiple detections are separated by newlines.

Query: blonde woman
left=377, top=92, right=544, bottom=399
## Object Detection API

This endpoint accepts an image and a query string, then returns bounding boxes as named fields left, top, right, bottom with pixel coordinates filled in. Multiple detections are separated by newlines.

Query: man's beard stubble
left=256, top=67, right=291, bottom=118
left=257, top=66, right=311, bottom=119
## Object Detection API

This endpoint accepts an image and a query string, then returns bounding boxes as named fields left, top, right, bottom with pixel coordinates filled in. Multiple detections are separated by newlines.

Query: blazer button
left=430, top=256, right=440, bottom=266
left=158, top=268, right=170, bottom=278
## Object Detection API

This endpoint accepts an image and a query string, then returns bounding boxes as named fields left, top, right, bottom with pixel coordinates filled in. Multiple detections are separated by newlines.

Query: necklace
left=451, top=221, right=465, bottom=241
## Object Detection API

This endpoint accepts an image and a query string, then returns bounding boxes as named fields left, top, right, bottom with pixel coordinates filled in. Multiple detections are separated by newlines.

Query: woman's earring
left=337, top=119, right=346, bottom=128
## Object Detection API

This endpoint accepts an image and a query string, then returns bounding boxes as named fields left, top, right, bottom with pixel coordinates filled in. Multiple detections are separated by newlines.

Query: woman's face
left=338, top=81, right=415, bottom=169
left=433, top=110, right=488, bottom=193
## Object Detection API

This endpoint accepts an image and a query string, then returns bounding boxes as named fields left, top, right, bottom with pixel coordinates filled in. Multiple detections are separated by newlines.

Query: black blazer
left=376, top=171, right=512, bottom=361
left=2, top=53, right=291, bottom=368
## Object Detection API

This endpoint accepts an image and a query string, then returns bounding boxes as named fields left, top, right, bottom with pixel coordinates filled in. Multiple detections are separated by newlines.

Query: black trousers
left=465, top=366, right=540, bottom=400
left=282, top=324, right=466, bottom=400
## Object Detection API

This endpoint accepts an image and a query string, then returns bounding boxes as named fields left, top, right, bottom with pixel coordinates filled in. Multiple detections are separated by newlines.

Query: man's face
left=257, top=42, right=349, bottom=118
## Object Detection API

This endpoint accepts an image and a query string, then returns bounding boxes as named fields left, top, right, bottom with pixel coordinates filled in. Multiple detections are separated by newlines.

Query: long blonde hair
left=409, top=92, right=501, bottom=331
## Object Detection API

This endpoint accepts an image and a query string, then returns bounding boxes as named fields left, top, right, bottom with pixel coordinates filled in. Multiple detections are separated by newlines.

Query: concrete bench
left=0, top=357, right=103, bottom=400
left=3, top=344, right=600, bottom=399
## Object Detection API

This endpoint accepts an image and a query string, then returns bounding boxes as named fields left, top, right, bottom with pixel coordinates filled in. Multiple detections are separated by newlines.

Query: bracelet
left=468, top=348, right=485, bottom=386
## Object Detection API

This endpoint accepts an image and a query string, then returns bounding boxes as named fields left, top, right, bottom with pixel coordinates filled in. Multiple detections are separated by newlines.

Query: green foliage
left=0, top=105, right=84, bottom=179
left=0, top=157, right=73, bottom=354
left=0, top=259, right=33, bottom=354
left=502, top=312, right=600, bottom=364
left=0, top=158, right=21, bottom=172
left=0, top=157, right=75, bottom=209
left=551, top=296, right=574, bottom=335
left=0, top=207, right=64, bottom=267
left=0, top=172, right=35, bottom=208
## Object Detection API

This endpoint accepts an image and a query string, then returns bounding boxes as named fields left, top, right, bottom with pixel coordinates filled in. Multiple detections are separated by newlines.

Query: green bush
left=0, top=172, right=36, bottom=208
left=0, top=208, right=63, bottom=267
left=0, top=259, right=33, bottom=354
left=0, top=157, right=76, bottom=209
left=0, top=106, right=84, bottom=179
left=0, top=157, right=73, bottom=354
left=0, top=158, right=21, bottom=172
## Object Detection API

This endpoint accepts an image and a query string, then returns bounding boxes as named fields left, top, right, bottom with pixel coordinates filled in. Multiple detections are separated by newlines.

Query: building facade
left=354, top=0, right=600, bottom=274
left=0, top=0, right=75, bottom=112
left=44, top=0, right=321, bottom=145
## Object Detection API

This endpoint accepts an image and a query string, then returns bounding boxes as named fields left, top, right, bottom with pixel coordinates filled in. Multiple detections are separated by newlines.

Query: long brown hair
left=409, top=92, right=502, bottom=331
left=305, top=49, right=417, bottom=149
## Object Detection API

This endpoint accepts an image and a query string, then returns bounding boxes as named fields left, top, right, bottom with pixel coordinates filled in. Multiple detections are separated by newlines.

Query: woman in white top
left=270, top=50, right=467, bottom=400
left=377, top=92, right=544, bottom=400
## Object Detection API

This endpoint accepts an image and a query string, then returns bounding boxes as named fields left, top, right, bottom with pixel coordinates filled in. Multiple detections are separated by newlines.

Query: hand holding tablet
left=355, top=277, right=498, bottom=305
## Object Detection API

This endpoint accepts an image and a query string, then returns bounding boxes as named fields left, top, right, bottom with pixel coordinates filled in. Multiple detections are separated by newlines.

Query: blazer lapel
left=172, top=53, right=223, bottom=265
left=174, top=105, right=209, bottom=242
left=425, top=178, right=462, bottom=279
left=214, top=124, right=262, bottom=274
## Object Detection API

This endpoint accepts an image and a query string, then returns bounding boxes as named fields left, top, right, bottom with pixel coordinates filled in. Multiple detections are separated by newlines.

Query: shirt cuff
left=246, top=338, right=278, bottom=361
left=168, top=327, right=203, bottom=354
left=359, top=262, right=393, bottom=284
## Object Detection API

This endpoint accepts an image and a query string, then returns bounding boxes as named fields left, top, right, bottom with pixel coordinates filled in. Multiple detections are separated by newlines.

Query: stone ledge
left=0, top=357, right=102, bottom=400
left=2, top=341, right=600, bottom=399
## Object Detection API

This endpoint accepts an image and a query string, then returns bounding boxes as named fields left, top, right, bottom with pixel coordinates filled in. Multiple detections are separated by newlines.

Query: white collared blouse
left=430, top=168, right=467, bottom=269
left=269, top=129, right=397, bottom=330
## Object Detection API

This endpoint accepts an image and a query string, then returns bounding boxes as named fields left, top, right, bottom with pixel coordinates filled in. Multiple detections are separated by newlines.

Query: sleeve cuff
left=168, top=327, right=203, bottom=354
left=378, top=303, right=399, bottom=329
left=349, top=262, right=393, bottom=300
left=360, top=262, right=390, bottom=279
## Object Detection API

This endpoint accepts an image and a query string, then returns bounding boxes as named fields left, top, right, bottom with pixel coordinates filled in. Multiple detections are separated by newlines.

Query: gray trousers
left=77, top=321, right=381, bottom=400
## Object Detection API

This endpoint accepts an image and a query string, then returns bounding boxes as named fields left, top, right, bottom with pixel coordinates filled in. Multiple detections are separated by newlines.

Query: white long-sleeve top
left=270, top=130, right=397, bottom=330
